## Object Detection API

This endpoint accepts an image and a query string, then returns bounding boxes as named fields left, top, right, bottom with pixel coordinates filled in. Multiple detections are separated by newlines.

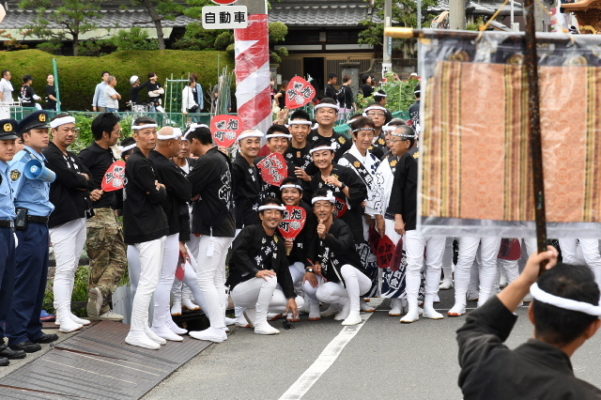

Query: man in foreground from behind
left=457, top=246, right=601, bottom=399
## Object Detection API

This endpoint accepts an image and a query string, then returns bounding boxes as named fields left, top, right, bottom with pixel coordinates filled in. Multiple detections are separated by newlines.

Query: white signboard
left=202, top=6, right=248, bottom=29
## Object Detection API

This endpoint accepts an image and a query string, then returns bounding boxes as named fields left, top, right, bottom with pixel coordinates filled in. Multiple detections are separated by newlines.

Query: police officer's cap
left=17, top=111, right=49, bottom=135
left=0, top=119, right=18, bottom=140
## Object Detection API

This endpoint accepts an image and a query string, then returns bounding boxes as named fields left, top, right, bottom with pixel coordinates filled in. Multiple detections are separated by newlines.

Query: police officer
left=0, top=119, right=27, bottom=365
left=7, top=111, right=58, bottom=353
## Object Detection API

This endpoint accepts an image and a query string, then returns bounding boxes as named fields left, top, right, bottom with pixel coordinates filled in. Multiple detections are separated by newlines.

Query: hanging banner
left=257, top=153, right=288, bottom=187
left=101, top=160, right=126, bottom=192
left=418, top=30, right=601, bottom=239
left=234, top=14, right=271, bottom=133
left=210, top=114, right=241, bottom=148
left=285, top=76, right=317, bottom=109
left=278, top=206, right=307, bottom=240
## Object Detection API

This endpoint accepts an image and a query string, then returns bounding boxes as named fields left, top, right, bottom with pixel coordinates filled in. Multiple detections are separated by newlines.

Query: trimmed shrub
left=0, top=49, right=232, bottom=111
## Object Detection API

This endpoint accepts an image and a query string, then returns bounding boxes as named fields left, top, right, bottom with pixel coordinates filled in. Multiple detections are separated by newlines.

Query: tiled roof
left=0, top=9, right=198, bottom=30
left=430, top=0, right=524, bottom=16
left=270, top=1, right=372, bottom=27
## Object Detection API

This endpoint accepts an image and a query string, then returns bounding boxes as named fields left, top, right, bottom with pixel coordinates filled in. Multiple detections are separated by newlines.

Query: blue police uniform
left=0, top=119, right=18, bottom=353
left=5, top=111, right=56, bottom=349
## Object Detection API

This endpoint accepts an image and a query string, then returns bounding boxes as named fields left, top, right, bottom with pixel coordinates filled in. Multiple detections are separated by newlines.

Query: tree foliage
left=358, top=0, right=437, bottom=46
left=127, top=0, right=183, bottom=50
left=19, top=0, right=100, bottom=56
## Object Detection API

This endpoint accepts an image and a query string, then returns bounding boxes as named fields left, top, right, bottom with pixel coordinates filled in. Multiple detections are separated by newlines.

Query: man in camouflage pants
left=78, top=113, right=127, bottom=320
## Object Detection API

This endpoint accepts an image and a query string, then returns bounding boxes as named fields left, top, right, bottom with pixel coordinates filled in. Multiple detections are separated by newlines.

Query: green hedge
left=0, top=49, right=232, bottom=111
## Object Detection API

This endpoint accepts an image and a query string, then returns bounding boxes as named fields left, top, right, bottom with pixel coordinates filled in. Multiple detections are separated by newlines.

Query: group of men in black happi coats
left=1, top=96, right=601, bottom=398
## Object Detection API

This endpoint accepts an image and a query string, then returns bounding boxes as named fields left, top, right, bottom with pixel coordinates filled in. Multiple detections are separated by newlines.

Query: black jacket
left=188, top=147, right=235, bottom=237
left=44, top=142, right=93, bottom=228
left=123, top=147, right=168, bottom=244
left=386, top=153, right=417, bottom=231
left=284, top=144, right=313, bottom=193
left=228, top=224, right=296, bottom=299
left=457, top=296, right=601, bottom=399
left=78, top=142, right=119, bottom=209
left=232, top=152, right=261, bottom=229
left=149, top=150, right=192, bottom=242
left=310, top=165, right=367, bottom=244
left=307, top=129, right=352, bottom=164
left=310, top=218, right=362, bottom=284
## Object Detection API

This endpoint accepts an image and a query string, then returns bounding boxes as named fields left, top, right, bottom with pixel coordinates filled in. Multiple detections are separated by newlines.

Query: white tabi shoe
left=334, top=300, right=350, bottom=321
left=360, top=301, right=376, bottom=313
left=125, top=332, right=160, bottom=350
left=182, top=298, right=201, bottom=311
left=57, top=309, right=83, bottom=333
left=447, top=304, right=466, bottom=317
left=224, top=317, right=237, bottom=326
left=70, top=313, right=91, bottom=326
left=170, top=301, right=182, bottom=317
left=166, top=319, right=188, bottom=335
left=423, top=307, right=444, bottom=320
left=152, top=325, right=184, bottom=342
left=439, top=279, right=453, bottom=290
left=144, top=326, right=167, bottom=345
left=388, top=298, right=403, bottom=316
left=254, top=322, right=280, bottom=335
left=189, top=327, right=228, bottom=343
left=341, top=312, right=362, bottom=326
left=400, top=308, right=420, bottom=324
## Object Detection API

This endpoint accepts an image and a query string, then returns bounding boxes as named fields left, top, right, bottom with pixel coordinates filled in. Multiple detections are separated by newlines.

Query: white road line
left=278, top=311, right=376, bottom=400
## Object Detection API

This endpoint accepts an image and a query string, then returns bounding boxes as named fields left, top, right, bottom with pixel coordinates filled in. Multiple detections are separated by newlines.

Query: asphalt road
left=143, top=290, right=601, bottom=400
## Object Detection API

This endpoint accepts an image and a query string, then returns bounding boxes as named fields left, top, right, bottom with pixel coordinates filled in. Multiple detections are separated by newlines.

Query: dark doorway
left=303, top=57, right=325, bottom=97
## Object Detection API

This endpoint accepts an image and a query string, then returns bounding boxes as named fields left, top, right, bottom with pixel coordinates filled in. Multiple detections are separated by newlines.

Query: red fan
left=101, top=160, right=126, bottom=192
left=210, top=114, right=241, bottom=148
left=376, top=235, right=397, bottom=269
left=285, top=77, right=316, bottom=109
left=257, top=153, right=288, bottom=187
left=278, top=206, right=307, bottom=240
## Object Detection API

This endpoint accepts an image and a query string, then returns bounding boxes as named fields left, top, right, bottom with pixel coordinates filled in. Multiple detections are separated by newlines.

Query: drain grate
left=0, top=321, right=212, bottom=400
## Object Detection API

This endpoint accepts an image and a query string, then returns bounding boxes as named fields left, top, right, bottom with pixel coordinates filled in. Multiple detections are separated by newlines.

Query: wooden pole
left=523, top=0, right=548, bottom=273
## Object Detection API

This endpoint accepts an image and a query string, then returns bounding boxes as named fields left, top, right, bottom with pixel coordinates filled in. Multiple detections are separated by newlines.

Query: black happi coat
left=386, top=152, right=417, bottom=231
left=78, top=142, right=119, bottom=209
left=188, top=147, right=235, bottom=237
left=370, top=133, right=388, bottom=160
left=232, top=152, right=261, bottom=229
left=228, top=224, right=296, bottom=299
left=149, top=150, right=192, bottom=242
left=284, top=143, right=313, bottom=193
left=307, top=129, right=352, bottom=163
left=457, top=296, right=601, bottom=399
left=123, top=148, right=168, bottom=244
left=309, top=218, right=362, bottom=284
left=44, top=142, right=94, bottom=228
left=285, top=201, right=317, bottom=267
left=310, top=165, right=367, bottom=244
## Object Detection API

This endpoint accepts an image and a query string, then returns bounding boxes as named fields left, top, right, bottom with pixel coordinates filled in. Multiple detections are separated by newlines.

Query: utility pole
left=449, top=0, right=466, bottom=29
left=382, top=0, right=392, bottom=77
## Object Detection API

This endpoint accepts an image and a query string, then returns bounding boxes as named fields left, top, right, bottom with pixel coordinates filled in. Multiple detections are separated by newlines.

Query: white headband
left=374, top=93, right=387, bottom=98
left=309, top=144, right=335, bottom=154
left=120, top=143, right=136, bottom=153
left=280, top=184, right=303, bottom=191
left=347, top=118, right=359, bottom=125
left=363, top=105, right=388, bottom=116
left=530, top=282, right=601, bottom=317
left=314, top=103, right=339, bottom=112
left=311, top=195, right=335, bottom=204
left=352, top=127, right=375, bottom=133
left=132, top=123, right=158, bottom=131
left=238, top=130, right=264, bottom=141
left=184, top=123, right=209, bottom=139
left=390, top=128, right=416, bottom=139
left=266, top=133, right=292, bottom=140
left=157, top=128, right=182, bottom=140
left=382, top=125, right=399, bottom=132
left=258, top=204, right=286, bottom=212
left=50, top=116, right=75, bottom=129
left=288, top=120, right=312, bottom=126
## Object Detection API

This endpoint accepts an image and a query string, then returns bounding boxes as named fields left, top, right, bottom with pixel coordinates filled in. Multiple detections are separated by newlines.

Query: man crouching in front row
left=228, top=198, right=303, bottom=335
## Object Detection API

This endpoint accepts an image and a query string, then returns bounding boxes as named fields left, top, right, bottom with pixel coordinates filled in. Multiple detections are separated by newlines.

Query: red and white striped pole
left=234, top=13, right=272, bottom=133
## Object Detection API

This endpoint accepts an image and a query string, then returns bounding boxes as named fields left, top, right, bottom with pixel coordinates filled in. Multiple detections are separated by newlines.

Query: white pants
left=559, top=238, right=601, bottom=288
left=127, top=245, right=141, bottom=295
left=404, top=230, right=445, bottom=300
left=304, top=265, right=370, bottom=314
left=50, top=218, right=87, bottom=312
left=289, top=262, right=305, bottom=288
left=129, top=236, right=166, bottom=334
left=231, top=277, right=302, bottom=325
left=152, top=233, right=180, bottom=329
left=497, top=238, right=537, bottom=286
left=196, top=235, right=233, bottom=330
left=454, top=237, right=501, bottom=308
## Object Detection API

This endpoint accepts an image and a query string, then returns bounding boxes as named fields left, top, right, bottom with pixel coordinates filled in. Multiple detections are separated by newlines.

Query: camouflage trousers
left=86, top=208, right=127, bottom=313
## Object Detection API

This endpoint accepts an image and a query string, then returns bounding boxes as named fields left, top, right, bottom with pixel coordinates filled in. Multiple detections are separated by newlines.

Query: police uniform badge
left=378, top=138, right=386, bottom=145
left=353, top=161, right=361, bottom=168
left=10, top=169, right=21, bottom=181
left=390, top=159, right=398, bottom=167
left=338, top=137, right=346, bottom=144
left=39, top=113, right=46, bottom=122
left=3, top=122, right=13, bottom=132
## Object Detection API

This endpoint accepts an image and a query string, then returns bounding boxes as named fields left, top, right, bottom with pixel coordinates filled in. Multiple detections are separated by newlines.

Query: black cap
left=0, top=119, right=18, bottom=140
left=17, top=111, right=49, bottom=135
